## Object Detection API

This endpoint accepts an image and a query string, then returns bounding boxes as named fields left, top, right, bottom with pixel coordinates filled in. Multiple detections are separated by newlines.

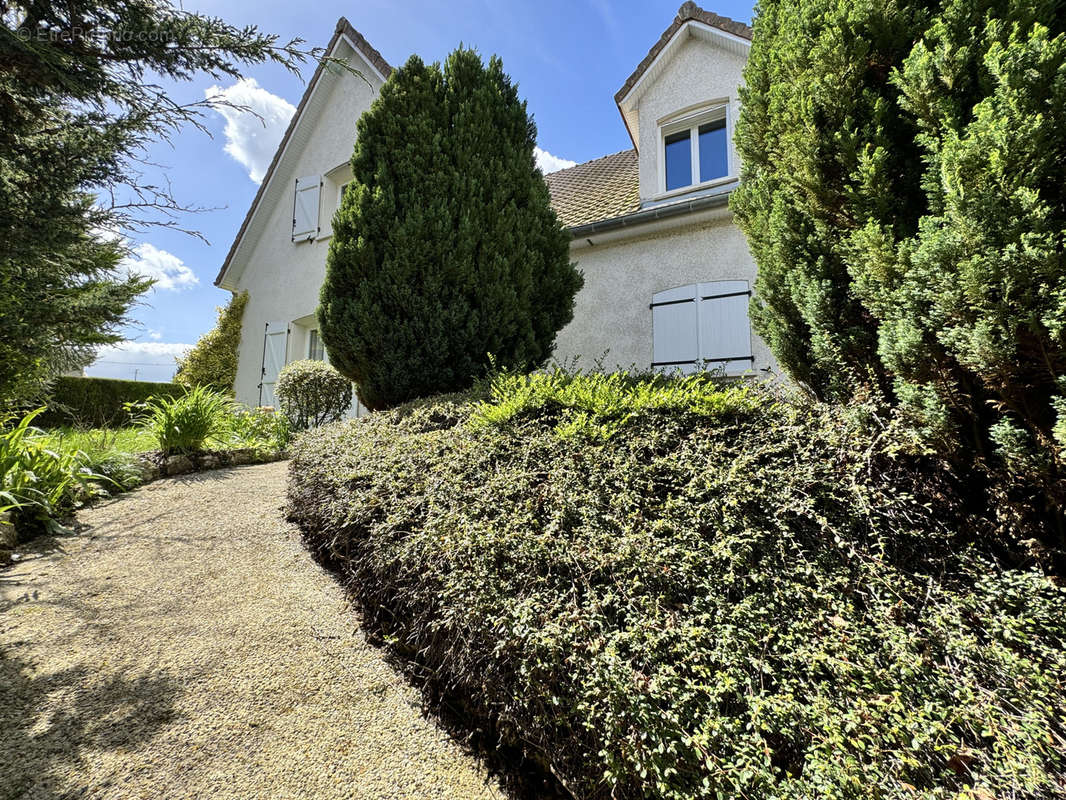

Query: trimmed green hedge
left=40, top=376, right=183, bottom=428
left=287, top=372, right=1066, bottom=799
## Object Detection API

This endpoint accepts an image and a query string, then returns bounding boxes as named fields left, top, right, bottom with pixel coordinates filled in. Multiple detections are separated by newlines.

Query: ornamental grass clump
left=133, top=385, right=232, bottom=454
left=287, top=373, right=1066, bottom=799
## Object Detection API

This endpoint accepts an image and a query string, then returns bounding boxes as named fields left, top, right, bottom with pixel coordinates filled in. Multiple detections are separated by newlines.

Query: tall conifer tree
left=319, top=50, right=581, bottom=410
left=733, top=0, right=1066, bottom=506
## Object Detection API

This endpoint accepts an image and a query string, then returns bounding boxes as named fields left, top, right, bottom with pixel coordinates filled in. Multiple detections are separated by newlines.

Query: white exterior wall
left=227, top=41, right=383, bottom=410
left=553, top=211, right=773, bottom=375
left=629, top=31, right=749, bottom=202
left=552, top=24, right=774, bottom=377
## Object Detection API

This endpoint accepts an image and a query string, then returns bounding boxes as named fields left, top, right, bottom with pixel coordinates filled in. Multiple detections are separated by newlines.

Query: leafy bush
left=319, top=48, right=581, bottom=410
left=274, top=360, right=352, bottom=430
left=288, top=374, right=1066, bottom=799
left=39, top=376, right=183, bottom=428
left=228, top=405, right=291, bottom=452
left=132, top=386, right=231, bottom=454
left=39, top=427, right=159, bottom=492
left=1, top=409, right=101, bottom=538
left=472, top=367, right=762, bottom=441
left=175, top=290, right=248, bottom=393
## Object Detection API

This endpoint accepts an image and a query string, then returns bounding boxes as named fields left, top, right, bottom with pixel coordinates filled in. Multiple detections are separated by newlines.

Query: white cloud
left=535, top=146, right=577, bottom=174
left=119, top=243, right=199, bottom=291
left=206, top=78, right=296, bottom=183
left=86, top=340, right=194, bottom=383
left=148, top=329, right=163, bottom=340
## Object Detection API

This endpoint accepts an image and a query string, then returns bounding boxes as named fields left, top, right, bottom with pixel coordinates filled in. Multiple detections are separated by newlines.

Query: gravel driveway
left=0, top=462, right=502, bottom=800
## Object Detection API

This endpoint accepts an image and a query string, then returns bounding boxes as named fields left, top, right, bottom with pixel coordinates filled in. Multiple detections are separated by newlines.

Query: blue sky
left=89, top=0, right=755, bottom=383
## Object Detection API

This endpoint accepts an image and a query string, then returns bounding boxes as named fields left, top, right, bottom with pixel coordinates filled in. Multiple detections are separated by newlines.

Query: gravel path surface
left=0, top=462, right=503, bottom=800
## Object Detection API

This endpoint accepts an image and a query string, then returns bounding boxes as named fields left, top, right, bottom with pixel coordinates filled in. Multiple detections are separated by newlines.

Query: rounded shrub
left=275, top=360, right=352, bottom=430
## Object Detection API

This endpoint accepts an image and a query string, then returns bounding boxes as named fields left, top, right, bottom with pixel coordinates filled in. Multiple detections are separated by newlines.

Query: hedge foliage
left=175, top=290, right=248, bottom=394
left=275, top=359, right=352, bottom=430
left=39, top=376, right=183, bottom=428
left=287, top=372, right=1066, bottom=799
left=732, top=0, right=1066, bottom=512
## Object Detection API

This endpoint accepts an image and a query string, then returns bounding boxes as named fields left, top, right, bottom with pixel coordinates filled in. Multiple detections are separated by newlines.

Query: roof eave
left=566, top=187, right=732, bottom=239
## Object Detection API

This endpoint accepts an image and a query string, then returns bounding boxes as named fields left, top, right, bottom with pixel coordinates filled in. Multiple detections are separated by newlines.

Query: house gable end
left=214, top=19, right=391, bottom=289
left=614, top=3, right=751, bottom=151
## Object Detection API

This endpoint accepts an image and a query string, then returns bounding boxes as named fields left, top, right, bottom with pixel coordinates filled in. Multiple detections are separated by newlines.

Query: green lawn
left=38, top=426, right=159, bottom=457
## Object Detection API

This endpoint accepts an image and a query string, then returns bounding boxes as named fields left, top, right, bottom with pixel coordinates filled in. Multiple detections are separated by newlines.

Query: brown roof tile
left=545, top=149, right=640, bottom=229
left=614, top=3, right=752, bottom=106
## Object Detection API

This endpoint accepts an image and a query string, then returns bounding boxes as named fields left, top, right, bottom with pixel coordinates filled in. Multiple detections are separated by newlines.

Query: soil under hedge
left=286, top=374, right=1066, bottom=799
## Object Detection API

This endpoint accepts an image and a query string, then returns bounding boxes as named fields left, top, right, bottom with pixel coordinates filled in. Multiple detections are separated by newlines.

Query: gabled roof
left=615, top=2, right=752, bottom=106
left=214, top=18, right=391, bottom=288
left=614, top=3, right=751, bottom=149
left=544, top=150, right=639, bottom=229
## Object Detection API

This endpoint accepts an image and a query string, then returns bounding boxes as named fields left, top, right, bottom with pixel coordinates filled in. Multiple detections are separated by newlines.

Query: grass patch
left=287, top=373, right=1066, bottom=799
left=39, top=426, right=158, bottom=456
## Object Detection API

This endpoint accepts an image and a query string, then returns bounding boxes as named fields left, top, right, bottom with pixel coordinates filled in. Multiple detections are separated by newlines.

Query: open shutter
left=292, top=175, right=321, bottom=241
left=698, top=280, right=752, bottom=374
left=259, top=321, right=289, bottom=408
left=651, top=284, right=699, bottom=374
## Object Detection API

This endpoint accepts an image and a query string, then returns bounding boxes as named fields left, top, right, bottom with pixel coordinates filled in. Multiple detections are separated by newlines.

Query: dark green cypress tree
left=733, top=0, right=1066, bottom=509
left=731, top=0, right=932, bottom=400
left=318, top=50, right=581, bottom=410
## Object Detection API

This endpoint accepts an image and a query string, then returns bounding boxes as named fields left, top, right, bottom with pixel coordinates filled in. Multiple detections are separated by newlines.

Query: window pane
left=698, top=118, right=728, bottom=182
left=664, top=130, right=692, bottom=191
left=309, top=330, right=326, bottom=361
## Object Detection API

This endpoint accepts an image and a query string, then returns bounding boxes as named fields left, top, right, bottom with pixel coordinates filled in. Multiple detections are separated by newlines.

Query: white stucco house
left=214, top=2, right=775, bottom=412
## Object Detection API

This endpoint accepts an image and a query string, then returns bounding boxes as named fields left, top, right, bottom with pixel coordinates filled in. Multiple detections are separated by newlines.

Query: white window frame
left=658, top=102, right=733, bottom=198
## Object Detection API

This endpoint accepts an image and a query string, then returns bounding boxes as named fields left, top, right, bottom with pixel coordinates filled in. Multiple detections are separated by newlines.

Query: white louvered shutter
left=698, top=280, right=752, bottom=374
left=651, top=284, right=699, bottom=374
left=260, top=321, right=288, bottom=408
left=292, top=175, right=321, bottom=241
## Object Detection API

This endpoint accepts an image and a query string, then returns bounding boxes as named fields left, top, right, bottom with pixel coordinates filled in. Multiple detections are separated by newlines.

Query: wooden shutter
left=651, top=281, right=753, bottom=375
left=259, top=321, right=289, bottom=408
left=651, top=284, right=699, bottom=374
left=698, top=281, right=752, bottom=374
left=292, top=175, right=321, bottom=241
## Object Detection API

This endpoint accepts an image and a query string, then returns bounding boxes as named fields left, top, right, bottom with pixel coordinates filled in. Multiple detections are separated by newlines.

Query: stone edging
left=134, top=448, right=287, bottom=481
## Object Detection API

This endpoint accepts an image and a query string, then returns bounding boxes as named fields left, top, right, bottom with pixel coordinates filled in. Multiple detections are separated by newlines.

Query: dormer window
left=661, top=104, right=730, bottom=194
